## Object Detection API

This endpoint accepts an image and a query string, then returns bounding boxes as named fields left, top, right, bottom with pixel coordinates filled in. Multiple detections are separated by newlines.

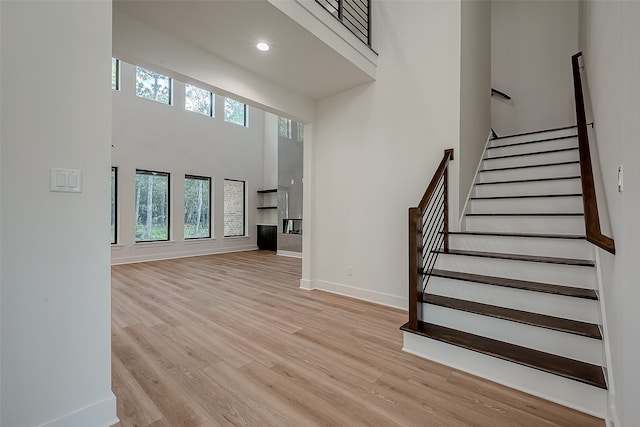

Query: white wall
left=491, top=0, right=579, bottom=136
left=459, top=0, right=492, bottom=215
left=113, top=8, right=315, bottom=124
left=0, top=1, right=117, bottom=426
left=579, top=2, right=640, bottom=425
left=310, top=0, right=462, bottom=308
left=111, top=62, right=266, bottom=264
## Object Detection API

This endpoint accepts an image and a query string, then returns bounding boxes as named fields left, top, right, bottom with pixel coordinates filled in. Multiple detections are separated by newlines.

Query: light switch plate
left=50, top=168, right=82, bottom=193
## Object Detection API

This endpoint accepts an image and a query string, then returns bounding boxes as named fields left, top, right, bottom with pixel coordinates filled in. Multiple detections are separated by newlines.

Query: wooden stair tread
left=484, top=147, right=578, bottom=161
left=470, top=193, right=581, bottom=200
left=480, top=160, right=579, bottom=173
left=488, top=134, right=577, bottom=150
left=448, top=231, right=586, bottom=239
left=491, top=125, right=577, bottom=140
left=435, top=249, right=594, bottom=267
left=475, top=176, right=581, bottom=186
left=429, top=269, right=598, bottom=300
left=401, top=321, right=606, bottom=389
left=422, top=294, right=601, bottom=339
left=465, top=212, right=583, bottom=217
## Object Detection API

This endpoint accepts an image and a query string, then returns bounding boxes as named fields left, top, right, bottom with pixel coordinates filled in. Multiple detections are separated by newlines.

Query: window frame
left=135, top=169, right=171, bottom=243
left=224, top=97, right=248, bottom=127
left=111, top=167, right=118, bottom=244
left=112, top=58, right=120, bottom=91
left=184, top=83, right=214, bottom=117
left=223, top=178, right=246, bottom=238
left=184, top=174, right=212, bottom=240
left=135, top=66, right=173, bottom=105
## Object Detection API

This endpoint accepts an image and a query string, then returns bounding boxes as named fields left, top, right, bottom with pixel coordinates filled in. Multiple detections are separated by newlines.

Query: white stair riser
left=482, top=149, right=579, bottom=170
left=490, top=128, right=577, bottom=147
left=478, top=163, right=580, bottom=183
left=426, top=276, right=601, bottom=323
left=474, top=179, right=582, bottom=198
left=464, top=215, right=585, bottom=235
left=468, top=196, right=583, bottom=214
left=434, top=254, right=595, bottom=288
left=403, top=332, right=607, bottom=418
left=486, top=137, right=578, bottom=158
left=423, top=304, right=603, bottom=365
left=448, top=234, right=593, bottom=260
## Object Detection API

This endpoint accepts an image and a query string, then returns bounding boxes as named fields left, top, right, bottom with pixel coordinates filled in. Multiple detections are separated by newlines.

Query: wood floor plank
left=112, top=250, right=604, bottom=427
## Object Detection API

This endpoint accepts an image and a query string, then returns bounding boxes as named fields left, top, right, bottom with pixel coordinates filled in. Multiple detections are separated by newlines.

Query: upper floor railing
left=315, top=0, right=371, bottom=47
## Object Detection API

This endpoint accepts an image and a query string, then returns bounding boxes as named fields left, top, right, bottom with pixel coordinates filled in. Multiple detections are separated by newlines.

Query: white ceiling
left=113, top=0, right=375, bottom=100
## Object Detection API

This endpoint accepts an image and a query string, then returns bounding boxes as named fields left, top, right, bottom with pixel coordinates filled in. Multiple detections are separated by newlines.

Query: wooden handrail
left=571, top=52, right=615, bottom=254
left=408, top=149, right=454, bottom=329
left=418, top=149, right=454, bottom=210
left=491, top=88, right=512, bottom=100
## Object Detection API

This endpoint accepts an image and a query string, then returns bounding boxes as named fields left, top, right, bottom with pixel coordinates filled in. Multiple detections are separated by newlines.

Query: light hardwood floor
left=111, top=250, right=604, bottom=427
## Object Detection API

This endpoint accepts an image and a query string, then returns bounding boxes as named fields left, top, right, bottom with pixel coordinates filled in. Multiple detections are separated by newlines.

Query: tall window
left=278, top=117, right=292, bottom=139
left=184, top=175, right=211, bottom=239
left=135, top=170, right=170, bottom=242
left=296, top=122, right=304, bottom=142
left=111, top=167, right=117, bottom=244
left=185, top=84, right=213, bottom=117
left=224, top=179, right=245, bottom=237
left=224, top=98, right=247, bottom=126
left=136, top=66, right=172, bottom=105
left=112, top=58, right=120, bottom=91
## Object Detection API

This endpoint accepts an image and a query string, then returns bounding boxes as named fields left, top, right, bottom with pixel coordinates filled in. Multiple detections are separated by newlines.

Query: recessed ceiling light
left=256, top=42, right=270, bottom=52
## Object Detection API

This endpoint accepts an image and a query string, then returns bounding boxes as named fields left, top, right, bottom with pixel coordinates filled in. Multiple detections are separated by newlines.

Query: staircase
left=402, top=125, right=609, bottom=417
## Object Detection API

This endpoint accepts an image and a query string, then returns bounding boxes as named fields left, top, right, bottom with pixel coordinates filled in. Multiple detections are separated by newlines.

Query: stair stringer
left=593, top=247, right=619, bottom=426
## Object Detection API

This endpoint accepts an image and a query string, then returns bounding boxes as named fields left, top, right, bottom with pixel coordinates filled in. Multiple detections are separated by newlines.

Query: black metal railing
left=407, top=149, right=453, bottom=330
left=315, top=0, right=371, bottom=47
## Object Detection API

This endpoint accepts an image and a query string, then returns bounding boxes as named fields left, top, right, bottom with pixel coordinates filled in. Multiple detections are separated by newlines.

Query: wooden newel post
left=408, top=207, right=421, bottom=330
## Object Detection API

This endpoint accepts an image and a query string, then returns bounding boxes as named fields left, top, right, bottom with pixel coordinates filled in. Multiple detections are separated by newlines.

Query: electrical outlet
left=347, top=266, right=353, bottom=276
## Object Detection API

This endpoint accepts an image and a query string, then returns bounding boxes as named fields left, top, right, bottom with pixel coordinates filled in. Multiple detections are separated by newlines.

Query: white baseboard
left=277, top=250, right=302, bottom=258
left=110, top=245, right=258, bottom=265
left=299, top=278, right=313, bottom=290
left=42, top=393, right=118, bottom=427
left=312, top=279, right=406, bottom=310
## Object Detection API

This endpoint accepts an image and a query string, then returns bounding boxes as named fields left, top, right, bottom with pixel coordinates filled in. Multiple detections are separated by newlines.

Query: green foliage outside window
left=136, top=66, right=171, bottom=105
left=184, top=176, right=211, bottom=239
left=135, top=171, right=170, bottom=241
left=224, top=98, right=246, bottom=126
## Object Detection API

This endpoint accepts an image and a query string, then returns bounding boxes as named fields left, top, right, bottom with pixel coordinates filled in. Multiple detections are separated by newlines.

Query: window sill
left=133, top=240, right=176, bottom=248
left=183, top=237, right=216, bottom=245
left=223, top=235, right=250, bottom=240
left=111, top=244, right=124, bottom=250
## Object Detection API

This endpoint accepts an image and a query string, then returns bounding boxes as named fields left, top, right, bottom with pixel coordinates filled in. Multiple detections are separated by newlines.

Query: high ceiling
left=113, top=0, right=375, bottom=100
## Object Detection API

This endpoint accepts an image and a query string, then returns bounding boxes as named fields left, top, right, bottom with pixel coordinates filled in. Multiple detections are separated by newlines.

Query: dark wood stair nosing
left=484, top=147, right=578, bottom=161
left=421, top=293, right=601, bottom=339
left=480, top=160, right=579, bottom=173
left=434, top=249, right=595, bottom=267
left=448, top=231, right=586, bottom=240
left=465, top=212, right=583, bottom=217
left=428, top=269, right=598, bottom=300
left=400, top=321, right=607, bottom=389
left=475, top=176, right=581, bottom=186
left=470, top=193, right=582, bottom=201
left=491, top=124, right=577, bottom=141
left=488, top=134, right=578, bottom=150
